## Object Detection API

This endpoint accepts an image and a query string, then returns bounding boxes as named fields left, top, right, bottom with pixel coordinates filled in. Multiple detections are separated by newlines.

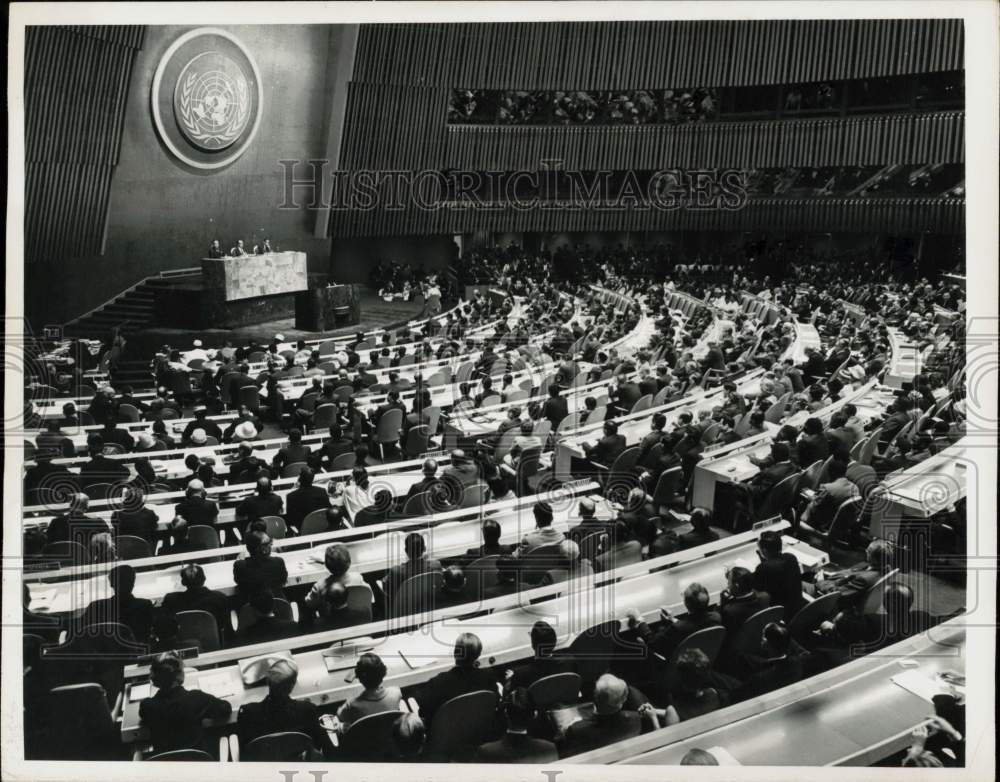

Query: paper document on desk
left=199, top=670, right=239, bottom=699
left=129, top=682, right=157, bottom=702
left=890, top=668, right=954, bottom=704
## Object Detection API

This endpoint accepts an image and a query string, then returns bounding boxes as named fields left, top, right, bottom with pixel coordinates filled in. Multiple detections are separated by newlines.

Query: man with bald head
left=442, top=449, right=480, bottom=489
left=566, top=497, right=613, bottom=546
left=399, top=458, right=444, bottom=509
left=236, top=658, right=334, bottom=758
left=237, top=476, right=284, bottom=522
left=559, top=674, right=643, bottom=756
left=174, top=479, right=219, bottom=527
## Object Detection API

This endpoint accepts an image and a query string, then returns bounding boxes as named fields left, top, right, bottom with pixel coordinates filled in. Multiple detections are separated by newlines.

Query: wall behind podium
left=27, top=25, right=345, bottom=326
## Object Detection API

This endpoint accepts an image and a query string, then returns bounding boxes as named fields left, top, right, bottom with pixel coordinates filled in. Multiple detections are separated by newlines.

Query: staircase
left=61, top=269, right=200, bottom=390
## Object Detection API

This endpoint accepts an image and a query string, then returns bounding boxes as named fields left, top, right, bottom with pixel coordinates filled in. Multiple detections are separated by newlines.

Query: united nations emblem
left=151, top=28, right=263, bottom=169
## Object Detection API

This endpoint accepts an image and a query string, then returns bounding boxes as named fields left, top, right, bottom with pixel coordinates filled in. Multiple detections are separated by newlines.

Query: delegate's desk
left=116, top=522, right=825, bottom=742
left=885, top=327, right=923, bottom=388
left=690, top=379, right=895, bottom=511
left=28, top=488, right=611, bottom=615
left=875, top=438, right=970, bottom=536
left=551, top=369, right=765, bottom=481
left=569, top=617, right=966, bottom=766
left=781, top=321, right=821, bottom=364
left=25, top=481, right=603, bottom=586
left=27, top=413, right=240, bottom=455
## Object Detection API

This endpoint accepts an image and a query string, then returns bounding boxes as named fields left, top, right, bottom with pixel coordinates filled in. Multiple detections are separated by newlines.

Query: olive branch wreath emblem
left=178, top=69, right=251, bottom=147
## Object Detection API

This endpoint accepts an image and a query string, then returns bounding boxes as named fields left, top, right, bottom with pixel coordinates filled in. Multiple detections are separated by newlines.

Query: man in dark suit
left=475, top=687, right=557, bottom=763
left=512, top=502, right=565, bottom=558
left=825, top=413, right=859, bottom=460
left=794, top=417, right=830, bottom=468
left=815, top=539, right=893, bottom=610
left=111, top=488, right=160, bottom=550
left=855, top=582, right=934, bottom=653
left=739, top=621, right=807, bottom=698
left=355, top=362, right=379, bottom=388
left=702, top=341, right=726, bottom=372
left=234, top=589, right=299, bottom=645
left=746, top=442, right=798, bottom=506
left=636, top=413, right=667, bottom=469
left=80, top=564, right=154, bottom=643
left=798, top=347, right=826, bottom=385
left=78, top=434, right=129, bottom=488
left=501, top=620, right=571, bottom=690
left=879, top=398, right=916, bottom=445
left=236, top=476, right=284, bottom=523
left=676, top=507, right=722, bottom=551
left=626, top=582, right=722, bottom=660
left=161, top=563, right=232, bottom=644
left=369, top=389, right=406, bottom=428
left=382, top=532, right=442, bottom=608
left=566, top=497, right=614, bottom=546
left=441, top=449, right=480, bottom=489
left=139, top=651, right=232, bottom=754
left=459, top=518, right=514, bottom=565
left=610, top=378, right=642, bottom=416
left=99, top=420, right=135, bottom=452
left=800, top=458, right=859, bottom=532
left=583, top=421, right=627, bottom=468
left=174, top=479, right=219, bottom=527
left=45, top=493, right=109, bottom=548
left=272, top=429, right=312, bottom=474
left=237, top=659, right=334, bottom=757
left=400, top=390, right=435, bottom=446
left=559, top=674, right=643, bottom=757
left=285, top=467, right=330, bottom=531
left=751, top=530, right=805, bottom=619
left=541, top=384, right=569, bottom=429
left=181, top=407, right=223, bottom=445
left=232, top=531, right=288, bottom=604
left=313, top=425, right=355, bottom=471
left=227, top=442, right=267, bottom=484
left=207, top=239, right=225, bottom=259
left=719, top=566, right=771, bottom=636
left=398, top=458, right=446, bottom=512
left=414, top=633, right=497, bottom=725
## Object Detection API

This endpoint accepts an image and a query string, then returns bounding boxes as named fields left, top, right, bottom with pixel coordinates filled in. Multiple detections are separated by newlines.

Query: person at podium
left=254, top=237, right=272, bottom=254
left=207, top=239, right=224, bottom=259
left=230, top=239, right=247, bottom=256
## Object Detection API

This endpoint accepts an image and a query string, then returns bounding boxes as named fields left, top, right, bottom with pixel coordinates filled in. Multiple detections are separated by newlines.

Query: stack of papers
left=198, top=670, right=239, bottom=699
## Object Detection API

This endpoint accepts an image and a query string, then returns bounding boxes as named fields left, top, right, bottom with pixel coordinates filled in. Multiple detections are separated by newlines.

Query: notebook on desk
left=548, top=702, right=596, bottom=740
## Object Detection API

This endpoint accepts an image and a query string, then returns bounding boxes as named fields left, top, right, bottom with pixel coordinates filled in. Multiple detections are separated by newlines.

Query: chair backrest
left=175, top=609, right=221, bottom=652
left=755, top=471, right=801, bottom=520
left=237, top=597, right=294, bottom=632
left=375, top=408, right=404, bottom=444
left=464, top=555, right=501, bottom=590
left=652, top=466, right=684, bottom=507
left=330, top=451, right=356, bottom=470
left=556, top=412, right=582, bottom=433
left=333, top=385, right=354, bottom=402
left=528, top=672, right=582, bottom=710
left=454, top=361, right=475, bottom=384
left=339, top=710, right=405, bottom=760
left=630, top=394, right=653, bottom=415
left=239, top=385, right=261, bottom=411
left=787, top=591, right=842, bottom=645
left=764, top=391, right=792, bottom=424
left=391, top=570, right=443, bottom=618
left=299, top=509, right=329, bottom=536
left=116, top=535, right=151, bottom=561
left=564, top=620, right=625, bottom=687
left=83, top=482, right=115, bottom=502
left=117, top=403, right=141, bottom=422
left=577, top=531, right=606, bottom=563
left=594, top=540, right=643, bottom=572
left=46, top=683, right=117, bottom=758
left=534, top=419, right=552, bottom=440
left=425, top=406, right=442, bottom=434
left=317, top=340, right=339, bottom=357
left=732, top=605, right=787, bottom=656
left=403, top=425, right=430, bottom=458
left=607, top=446, right=641, bottom=482
left=280, top=461, right=309, bottom=479
left=826, top=496, right=863, bottom=544
left=665, top=625, right=727, bottom=690
left=260, top=515, right=287, bottom=540
left=425, top=690, right=499, bottom=760
left=492, top=428, right=518, bottom=461
left=459, top=481, right=489, bottom=509
left=147, top=748, right=214, bottom=761
left=187, top=524, right=220, bottom=550
left=401, top=491, right=430, bottom=517
left=353, top=504, right=388, bottom=526
left=244, top=731, right=315, bottom=762
left=311, top=404, right=338, bottom=429
left=733, top=412, right=752, bottom=437
left=652, top=386, right=671, bottom=406
left=845, top=462, right=879, bottom=498
left=857, top=427, right=883, bottom=465
left=862, top=567, right=901, bottom=616
left=700, top=422, right=721, bottom=444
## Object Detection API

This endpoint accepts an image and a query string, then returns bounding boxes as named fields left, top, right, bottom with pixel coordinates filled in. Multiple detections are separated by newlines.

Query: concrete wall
left=28, top=25, right=337, bottom=325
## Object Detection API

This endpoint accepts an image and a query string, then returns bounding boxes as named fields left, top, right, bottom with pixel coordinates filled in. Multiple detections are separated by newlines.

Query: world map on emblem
left=174, top=51, right=252, bottom=151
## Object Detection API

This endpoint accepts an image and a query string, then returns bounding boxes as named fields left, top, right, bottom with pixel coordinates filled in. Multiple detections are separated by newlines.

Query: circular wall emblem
left=151, top=28, right=263, bottom=169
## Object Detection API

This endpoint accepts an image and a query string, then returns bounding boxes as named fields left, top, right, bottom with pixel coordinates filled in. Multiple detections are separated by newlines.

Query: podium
left=295, top=284, right=362, bottom=331
left=199, top=251, right=308, bottom=327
